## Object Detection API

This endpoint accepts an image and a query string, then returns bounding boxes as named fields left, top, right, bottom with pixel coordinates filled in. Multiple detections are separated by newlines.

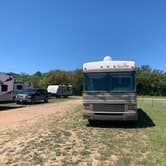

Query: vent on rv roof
left=103, top=56, right=112, bottom=61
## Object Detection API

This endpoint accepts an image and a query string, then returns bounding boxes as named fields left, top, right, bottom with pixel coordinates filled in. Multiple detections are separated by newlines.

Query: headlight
left=84, top=104, right=93, bottom=110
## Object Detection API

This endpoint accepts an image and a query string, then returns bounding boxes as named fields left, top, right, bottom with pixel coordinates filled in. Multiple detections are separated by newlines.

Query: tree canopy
left=10, top=65, right=166, bottom=96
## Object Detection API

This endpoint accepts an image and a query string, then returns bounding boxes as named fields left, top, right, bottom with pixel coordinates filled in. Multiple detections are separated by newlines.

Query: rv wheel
left=44, top=98, right=48, bottom=103
left=88, top=120, right=96, bottom=126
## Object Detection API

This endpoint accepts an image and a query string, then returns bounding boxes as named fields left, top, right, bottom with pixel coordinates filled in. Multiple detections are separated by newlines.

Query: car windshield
left=23, top=89, right=37, bottom=93
left=84, top=72, right=135, bottom=92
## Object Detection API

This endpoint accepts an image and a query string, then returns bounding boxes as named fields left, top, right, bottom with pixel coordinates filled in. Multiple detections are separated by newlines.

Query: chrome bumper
left=16, top=98, right=32, bottom=103
left=83, top=110, right=138, bottom=121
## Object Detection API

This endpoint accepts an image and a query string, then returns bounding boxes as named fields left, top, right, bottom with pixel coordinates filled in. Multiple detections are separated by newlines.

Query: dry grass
left=0, top=98, right=166, bottom=165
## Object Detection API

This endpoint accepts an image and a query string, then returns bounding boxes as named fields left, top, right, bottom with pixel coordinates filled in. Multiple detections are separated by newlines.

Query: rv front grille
left=93, top=104, right=125, bottom=112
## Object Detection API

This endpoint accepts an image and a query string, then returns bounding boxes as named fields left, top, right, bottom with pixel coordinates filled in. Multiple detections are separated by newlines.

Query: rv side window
left=1, top=85, right=8, bottom=92
left=17, top=85, right=23, bottom=90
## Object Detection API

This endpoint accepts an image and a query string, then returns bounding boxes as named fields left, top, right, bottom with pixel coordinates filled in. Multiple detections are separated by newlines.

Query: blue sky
left=0, top=0, right=166, bottom=74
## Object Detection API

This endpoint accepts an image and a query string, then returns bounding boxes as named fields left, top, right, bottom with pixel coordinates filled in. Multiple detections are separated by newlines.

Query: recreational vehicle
left=0, top=73, right=14, bottom=102
left=83, top=56, right=137, bottom=124
left=47, top=85, right=73, bottom=98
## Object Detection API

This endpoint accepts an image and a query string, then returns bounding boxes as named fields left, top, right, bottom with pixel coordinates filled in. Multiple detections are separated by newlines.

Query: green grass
left=138, top=95, right=166, bottom=99
left=0, top=98, right=166, bottom=165
left=137, top=100, right=166, bottom=165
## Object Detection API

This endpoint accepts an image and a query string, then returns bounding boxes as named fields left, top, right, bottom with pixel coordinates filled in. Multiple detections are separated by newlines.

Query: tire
left=16, top=101, right=21, bottom=104
left=31, top=96, right=36, bottom=104
left=44, top=98, right=48, bottom=103
left=88, top=120, right=96, bottom=126
left=128, top=120, right=137, bottom=126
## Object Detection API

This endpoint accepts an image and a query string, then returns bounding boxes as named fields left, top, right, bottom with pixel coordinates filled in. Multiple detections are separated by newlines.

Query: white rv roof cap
left=83, top=56, right=135, bottom=72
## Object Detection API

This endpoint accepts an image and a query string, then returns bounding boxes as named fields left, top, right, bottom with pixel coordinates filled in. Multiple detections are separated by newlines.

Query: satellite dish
left=103, top=56, right=112, bottom=61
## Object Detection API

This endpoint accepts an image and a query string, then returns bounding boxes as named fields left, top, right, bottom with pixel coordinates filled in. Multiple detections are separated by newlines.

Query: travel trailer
left=13, top=81, right=33, bottom=98
left=47, top=84, right=73, bottom=98
left=0, top=73, right=14, bottom=102
left=83, top=56, right=137, bottom=125
left=0, top=73, right=33, bottom=102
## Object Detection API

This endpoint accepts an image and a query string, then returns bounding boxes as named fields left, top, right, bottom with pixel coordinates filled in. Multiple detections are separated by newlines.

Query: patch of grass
left=0, top=98, right=166, bottom=165
left=138, top=95, right=166, bottom=99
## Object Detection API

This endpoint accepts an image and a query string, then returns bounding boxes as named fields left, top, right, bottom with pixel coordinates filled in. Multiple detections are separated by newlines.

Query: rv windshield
left=84, top=72, right=135, bottom=92
left=84, top=73, right=109, bottom=92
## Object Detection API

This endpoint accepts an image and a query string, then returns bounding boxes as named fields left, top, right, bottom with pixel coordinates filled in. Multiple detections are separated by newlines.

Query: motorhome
left=0, top=73, right=14, bottom=102
left=13, top=81, right=33, bottom=98
left=83, top=56, right=137, bottom=125
left=47, top=84, right=73, bottom=98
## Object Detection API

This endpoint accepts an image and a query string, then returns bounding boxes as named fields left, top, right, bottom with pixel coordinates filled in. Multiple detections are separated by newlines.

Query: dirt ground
left=0, top=98, right=165, bottom=165
left=0, top=99, right=82, bottom=131
left=0, top=97, right=164, bottom=131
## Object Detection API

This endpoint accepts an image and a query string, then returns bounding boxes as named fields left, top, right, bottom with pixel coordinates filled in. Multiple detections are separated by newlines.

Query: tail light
left=128, top=105, right=137, bottom=112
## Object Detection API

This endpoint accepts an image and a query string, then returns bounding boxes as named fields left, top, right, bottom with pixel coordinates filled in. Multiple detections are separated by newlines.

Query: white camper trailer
left=0, top=73, right=14, bottom=102
left=47, top=85, right=73, bottom=98
left=13, top=81, right=33, bottom=98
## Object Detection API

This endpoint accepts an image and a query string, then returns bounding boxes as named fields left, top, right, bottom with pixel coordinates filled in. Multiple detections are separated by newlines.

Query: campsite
left=1, top=0, right=166, bottom=165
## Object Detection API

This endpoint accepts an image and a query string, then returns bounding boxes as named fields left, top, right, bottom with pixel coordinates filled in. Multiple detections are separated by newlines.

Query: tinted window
left=17, top=85, right=23, bottom=90
left=44, top=90, right=48, bottom=94
left=37, top=89, right=47, bottom=94
left=1, top=85, right=8, bottom=92
left=24, top=89, right=37, bottom=93
left=36, top=89, right=42, bottom=93
left=84, top=72, right=135, bottom=92
left=84, top=73, right=109, bottom=91
left=111, top=73, right=135, bottom=92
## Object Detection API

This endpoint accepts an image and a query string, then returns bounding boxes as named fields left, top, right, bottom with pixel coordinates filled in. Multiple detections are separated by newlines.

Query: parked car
left=16, top=88, right=48, bottom=104
left=13, top=81, right=33, bottom=99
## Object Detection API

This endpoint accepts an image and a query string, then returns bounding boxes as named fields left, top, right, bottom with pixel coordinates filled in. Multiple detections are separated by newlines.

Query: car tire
left=16, top=101, right=21, bottom=104
left=31, top=96, right=36, bottom=104
left=44, top=98, right=48, bottom=103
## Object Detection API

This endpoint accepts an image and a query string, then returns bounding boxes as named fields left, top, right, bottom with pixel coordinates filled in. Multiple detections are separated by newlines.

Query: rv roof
left=0, top=72, right=12, bottom=76
left=83, top=57, right=135, bottom=72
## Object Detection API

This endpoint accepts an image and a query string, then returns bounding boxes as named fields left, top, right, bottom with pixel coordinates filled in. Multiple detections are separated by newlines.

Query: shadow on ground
left=0, top=106, right=25, bottom=111
left=0, top=101, right=49, bottom=112
left=87, top=109, right=155, bottom=129
left=0, top=102, right=45, bottom=112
